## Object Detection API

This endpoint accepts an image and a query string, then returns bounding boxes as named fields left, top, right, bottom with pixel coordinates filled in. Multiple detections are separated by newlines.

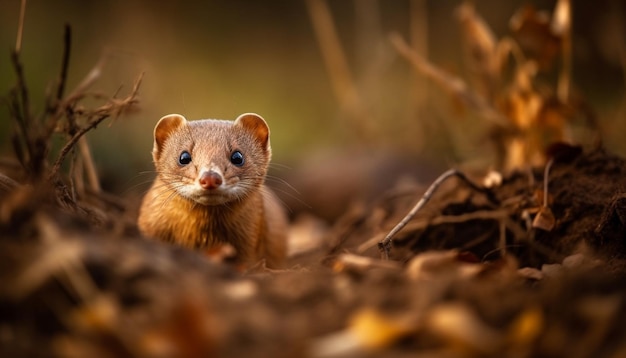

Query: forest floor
left=3, top=147, right=626, bottom=358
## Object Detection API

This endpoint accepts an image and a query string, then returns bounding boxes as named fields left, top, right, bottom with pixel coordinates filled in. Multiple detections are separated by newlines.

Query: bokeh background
left=1, top=0, right=624, bottom=198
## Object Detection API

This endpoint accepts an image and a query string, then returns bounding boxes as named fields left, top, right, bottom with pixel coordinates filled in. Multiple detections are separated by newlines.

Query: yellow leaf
left=508, top=307, right=544, bottom=347
left=350, top=309, right=413, bottom=350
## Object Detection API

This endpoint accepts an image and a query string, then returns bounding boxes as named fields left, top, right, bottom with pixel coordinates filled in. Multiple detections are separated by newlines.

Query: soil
left=3, top=147, right=626, bottom=358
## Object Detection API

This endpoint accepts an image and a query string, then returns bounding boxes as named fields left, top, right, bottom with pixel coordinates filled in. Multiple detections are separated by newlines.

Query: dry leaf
left=507, top=307, right=544, bottom=347
left=517, top=267, right=544, bottom=280
left=287, top=214, right=329, bottom=257
left=541, top=263, right=563, bottom=277
left=310, top=308, right=414, bottom=357
left=532, top=206, right=556, bottom=231
left=140, top=297, right=216, bottom=358
left=333, top=253, right=401, bottom=273
left=69, top=294, right=119, bottom=333
left=427, top=303, right=502, bottom=354
left=510, top=5, right=561, bottom=70
left=406, top=250, right=482, bottom=281
left=349, top=309, right=414, bottom=350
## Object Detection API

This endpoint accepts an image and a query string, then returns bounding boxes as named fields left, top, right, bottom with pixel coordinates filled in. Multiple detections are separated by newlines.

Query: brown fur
left=138, top=113, right=287, bottom=268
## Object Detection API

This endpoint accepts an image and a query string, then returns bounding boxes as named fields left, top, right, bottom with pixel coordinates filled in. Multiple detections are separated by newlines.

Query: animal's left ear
left=234, top=113, right=270, bottom=149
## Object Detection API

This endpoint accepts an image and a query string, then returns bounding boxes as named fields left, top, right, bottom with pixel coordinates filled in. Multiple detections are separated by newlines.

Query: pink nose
left=199, top=171, right=223, bottom=190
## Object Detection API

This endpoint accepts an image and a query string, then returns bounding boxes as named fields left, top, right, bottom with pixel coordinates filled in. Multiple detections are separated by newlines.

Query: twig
left=360, top=209, right=510, bottom=253
left=78, top=137, right=101, bottom=193
left=49, top=113, right=108, bottom=180
left=0, top=173, right=19, bottom=192
left=56, top=24, right=72, bottom=102
left=48, top=73, right=143, bottom=180
left=378, top=169, right=498, bottom=259
left=41, top=24, right=72, bottom=138
left=10, top=51, right=33, bottom=168
left=44, top=50, right=110, bottom=141
left=11, top=52, right=31, bottom=134
left=15, top=0, right=26, bottom=53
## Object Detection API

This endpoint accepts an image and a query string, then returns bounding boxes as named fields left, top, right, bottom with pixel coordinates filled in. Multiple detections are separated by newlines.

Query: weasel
left=138, top=113, right=287, bottom=268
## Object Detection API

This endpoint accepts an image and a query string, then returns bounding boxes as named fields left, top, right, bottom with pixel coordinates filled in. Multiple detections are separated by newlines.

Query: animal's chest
left=183, top=210, right=259, bottom=257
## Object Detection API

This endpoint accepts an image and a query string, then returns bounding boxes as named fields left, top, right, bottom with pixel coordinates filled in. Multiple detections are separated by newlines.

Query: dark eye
left=230, top=151, right=244, bottom=166
left=179, top=151, right=192, bottom=165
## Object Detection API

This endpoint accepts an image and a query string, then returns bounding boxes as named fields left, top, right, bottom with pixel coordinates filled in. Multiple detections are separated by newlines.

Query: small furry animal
left=138, top=113, right=287, bottom=267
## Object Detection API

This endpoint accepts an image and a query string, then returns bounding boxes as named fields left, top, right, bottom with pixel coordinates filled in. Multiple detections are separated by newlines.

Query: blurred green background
left=1, top=0, right=624, bottom=195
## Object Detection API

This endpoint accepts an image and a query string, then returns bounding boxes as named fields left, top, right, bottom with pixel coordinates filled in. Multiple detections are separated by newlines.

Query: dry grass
left=4, top=15, right=141, bottom=218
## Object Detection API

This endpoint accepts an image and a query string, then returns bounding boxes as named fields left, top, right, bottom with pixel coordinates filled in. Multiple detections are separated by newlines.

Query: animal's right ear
left=153, top=114, right=187, bottom=161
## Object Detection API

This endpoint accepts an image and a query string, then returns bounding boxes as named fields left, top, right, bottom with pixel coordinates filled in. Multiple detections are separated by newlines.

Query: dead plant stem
left=555, top=0, right=572, bottom=102
left=10, top=51, right=33, bottom=163
left=56, top=24, right=72, bottom=102
left=79, top=137, right=101, bottom=193
left=306, top=0, right=371, bottom=139
left=543, top=158, right=554, bottom=208
left=409, top=0, right=429, bottom=115
left=306, top=0, right=356, bottom=106
left=15, top=0, right=26, bottom=53
left=49, top=113, right=107, bottom=181
left=390, top=32, right=510, bottom=128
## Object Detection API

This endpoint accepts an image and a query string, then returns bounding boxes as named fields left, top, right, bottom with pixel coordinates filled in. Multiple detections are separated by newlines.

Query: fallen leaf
left=508, top=306, right=544, bottom=347
left=406, top=250, right=483, bottom=281
left=427, top=303, right=502, bottom=354
left=532, top=206, right=556, bottom=231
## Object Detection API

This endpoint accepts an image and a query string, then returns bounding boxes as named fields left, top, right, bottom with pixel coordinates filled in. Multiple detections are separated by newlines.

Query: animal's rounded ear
left=234, top=113, right=270, bottom=149
left=153, top=114, right=187, bottom=161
